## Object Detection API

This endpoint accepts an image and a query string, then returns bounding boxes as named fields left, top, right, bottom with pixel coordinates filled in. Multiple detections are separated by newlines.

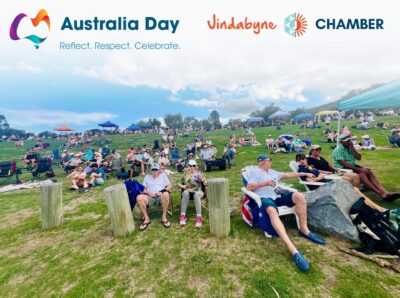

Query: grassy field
left=0, top=117, right=400, bottom=297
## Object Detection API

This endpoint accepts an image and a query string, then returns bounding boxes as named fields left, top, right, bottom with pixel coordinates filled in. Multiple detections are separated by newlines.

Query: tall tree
left=149, top=118, right=161, bottom=127
left=0, top=115, right=10, bottom=129
left=209, top=110, right=222, bottom=129
left=164, top=113, right=183, bottom=129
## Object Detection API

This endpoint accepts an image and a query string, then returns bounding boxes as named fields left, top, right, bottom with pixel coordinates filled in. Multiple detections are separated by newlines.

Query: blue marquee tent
left=127, top=125, right=141, bottom=131
left=293, top=113, right=313, bottom=123
left=98, top=121, right=118, bottom=128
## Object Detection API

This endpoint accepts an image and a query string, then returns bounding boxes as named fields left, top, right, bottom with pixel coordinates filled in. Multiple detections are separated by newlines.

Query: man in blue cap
left=246, top=154, right=326, bottom=272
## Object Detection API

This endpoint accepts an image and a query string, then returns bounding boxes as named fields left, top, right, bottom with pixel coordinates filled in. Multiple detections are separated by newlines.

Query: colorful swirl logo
left=10, top=9, right=51, bottom=49
left=284, top=13, right=307, bottom=38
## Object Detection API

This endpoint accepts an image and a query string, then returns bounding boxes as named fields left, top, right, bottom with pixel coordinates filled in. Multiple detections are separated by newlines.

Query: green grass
left=1, top=116, right=400, bottom=297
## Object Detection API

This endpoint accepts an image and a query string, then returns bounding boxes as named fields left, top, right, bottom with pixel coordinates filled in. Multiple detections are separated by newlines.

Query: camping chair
left=241, top=166, right=299, bottom=238
left=289, top=161, right=325, bottom=192
left=32, top=157, right=53, bottom=178
left=52, top=149, right=62, bottom=167
left=199, top=147, right=227, bottom=172
left=0, top=161, right=20, bottom=184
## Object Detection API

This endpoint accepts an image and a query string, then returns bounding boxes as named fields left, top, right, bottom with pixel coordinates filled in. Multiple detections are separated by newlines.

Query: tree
left=149, top=118, right=161, bottom=127
left=38, top=131, right=57, bottom=139
left=0, top=115, right=10, bottom=129
left=135, top=120, right=147, bottom=128
left=209, top=110, right=222, bottom=129
left=201, top=119, right=211, bottom=130
left=250, top=103, right=281, bottom=122
left=164, top=113, right=183, bottom=129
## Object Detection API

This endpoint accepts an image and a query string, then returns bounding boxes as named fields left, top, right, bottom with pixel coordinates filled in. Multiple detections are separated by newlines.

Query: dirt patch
left=69, top=212, right=102, bottom=221
left=0, top=208, right=37, bottom=229
left=8, top=274, right=27, bottom=286
left=5, top=235, right=64, bottom=258
left=64, top=196, right=98, bottom=212
left=188, top=275, right=211, bottom=296
left=62, top=282, right=76, bottom=294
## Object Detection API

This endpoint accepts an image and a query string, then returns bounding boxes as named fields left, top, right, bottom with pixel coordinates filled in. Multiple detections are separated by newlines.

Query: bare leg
left=160, top=192, right=170, bottom=222
left=354, top=188, right=387, bottom=212
left=292, top=192, right=310, bottom=235
left=367, top=172, right=389, bottom=197
left=358, top=173, right=386, bottom=197
left=266, top=207, right=298, bottom=255
left=137, top=195, right=150, bottom=223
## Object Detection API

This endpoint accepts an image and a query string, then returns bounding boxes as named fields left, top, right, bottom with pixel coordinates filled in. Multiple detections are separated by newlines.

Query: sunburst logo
left=284, top=13, right=307, bottom=38
left=10, top=9, right=51, bottom=49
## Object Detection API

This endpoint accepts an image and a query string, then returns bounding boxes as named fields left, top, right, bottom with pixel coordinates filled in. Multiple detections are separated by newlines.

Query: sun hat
left=257, top=154, right=272, bottom=162
left=339, top=134, right=356, bottom=142
left=188, top=160, right=197, bottom=166
left=151, top=163, right=160, bottom=170
left=310, top=145, right=321, bottom=150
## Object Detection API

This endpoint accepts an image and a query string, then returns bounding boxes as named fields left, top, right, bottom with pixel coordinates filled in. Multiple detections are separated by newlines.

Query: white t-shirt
left=143, top=173, right=170, bottom=194
left=247, top=167, right=283, bottom=200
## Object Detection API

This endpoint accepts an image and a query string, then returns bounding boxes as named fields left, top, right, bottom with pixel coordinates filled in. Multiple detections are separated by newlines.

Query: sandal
left=161, top=220, right=171, bottom=228
left=139, top=221, right=151, bottom=231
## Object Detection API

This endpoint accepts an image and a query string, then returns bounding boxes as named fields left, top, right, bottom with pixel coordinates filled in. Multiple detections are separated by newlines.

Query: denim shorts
left=261, top=192, right=294, bottom=210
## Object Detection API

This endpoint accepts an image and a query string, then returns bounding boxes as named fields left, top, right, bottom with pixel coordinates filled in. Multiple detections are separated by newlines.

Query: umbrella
left=127, top=125, right=141, bottom=131
left=54, top=125, right=74, bottom=132
left=98, top=121, right=118, bottom=128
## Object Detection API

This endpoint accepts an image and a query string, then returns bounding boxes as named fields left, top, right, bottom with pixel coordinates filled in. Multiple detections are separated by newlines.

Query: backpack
left=350, top=198, right=400, bottom=255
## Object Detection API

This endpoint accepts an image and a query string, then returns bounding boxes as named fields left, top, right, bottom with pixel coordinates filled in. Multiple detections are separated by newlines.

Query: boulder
left=305, top=179, right=360, bottom=242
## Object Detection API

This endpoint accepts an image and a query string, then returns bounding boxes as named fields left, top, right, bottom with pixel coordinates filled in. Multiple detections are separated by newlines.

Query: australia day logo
left=10, top=9, right=51, bottom=49
left=284, top=13, right=307, bottom=38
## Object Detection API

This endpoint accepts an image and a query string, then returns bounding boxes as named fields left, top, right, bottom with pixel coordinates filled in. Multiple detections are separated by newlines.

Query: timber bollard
left=104, top=184, right=135, bottom=237
left=40, top=183, right=63, bottom=230
left=208, top=178, right=230, bottom=237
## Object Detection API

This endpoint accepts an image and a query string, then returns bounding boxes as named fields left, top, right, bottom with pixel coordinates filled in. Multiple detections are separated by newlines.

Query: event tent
left=338, top=80, right=400, bottom=111
left=54, top=125, right=74, bottom=132
left=127, top=125, right=141, bottom=131
left=246, top=117, right=265, bottom=127
left=98, top=121, right=118, bottom=128
left=268, top=111, right=291, bottom=120
left=293, top=113, right=313, bottom=123
left=314, top=110, right=339, bottom=123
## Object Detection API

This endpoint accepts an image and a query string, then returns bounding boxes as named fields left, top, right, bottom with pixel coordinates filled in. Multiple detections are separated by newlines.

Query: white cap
left=188, top=160, right=197, bottom=166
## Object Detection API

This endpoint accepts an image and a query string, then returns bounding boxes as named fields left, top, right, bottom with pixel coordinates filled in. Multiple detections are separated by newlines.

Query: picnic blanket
left=0, top=179, right=54, bottom=193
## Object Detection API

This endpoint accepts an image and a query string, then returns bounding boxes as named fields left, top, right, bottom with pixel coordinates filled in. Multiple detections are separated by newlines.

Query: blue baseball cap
left=257, top=154, right=272, bottom=162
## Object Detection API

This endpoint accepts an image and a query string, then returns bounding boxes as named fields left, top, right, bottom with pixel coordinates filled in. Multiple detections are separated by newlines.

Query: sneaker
left=179, top=215, right=186, bottom=226
left=292, top=252, right=310, bottom=272
left=70, top=185, right=79, bottom=190
left=195, top=216, right=203, bottom=228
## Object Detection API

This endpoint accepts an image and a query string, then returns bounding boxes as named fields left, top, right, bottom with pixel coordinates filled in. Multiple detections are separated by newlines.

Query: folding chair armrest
left=299, top=181, right=325, bottom=186
left=241, top=187, right=262, bottom=208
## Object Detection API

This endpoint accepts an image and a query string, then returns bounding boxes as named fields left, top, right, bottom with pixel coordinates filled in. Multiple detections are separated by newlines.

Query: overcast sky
left=0, top=0, right=399, bottom=132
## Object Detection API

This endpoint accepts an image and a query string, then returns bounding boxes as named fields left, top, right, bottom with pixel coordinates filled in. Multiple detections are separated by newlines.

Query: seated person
left=352, top=138, right=362, bottom=151
left=239, top=136, right=245, bottom=146
left=170, top=145, right=180, bottom=162
left=296, top=154, right=332, bottom=190
left=333, top=134, right=400, bottom=201
left=158, top=151, right=170, bottom=167
left=68, top=165, right=88, bottom=190
left=82, top=148, right=94, bottom=162
left=89, top=163, right=105, bottom=187
left=101, top=145, right=110, bottom=158
left=389, top=128, right=400, bottom=146
left=246, top=154, right=325, bottom=272
left=265, top=135, right=275, bottom=149
left=361, top=135, right=376, bottom=150
left=64, top=154, right=82, bottom=173
left=273, top=137, right=288, bottom=153
left=178, top=160, right=207, bottom=228
left=342, top=126, right=350, bottom=135
left=358, top=120, right=369, bottom=130
left=251, top=135, right=260, bottom=145
left=292, top=135, right=306, bottom=152
left=93, top=152, right=103, bottom=165
left=129, top=157, right=145, bottom=177
left=199, top=145, right=216, bottom=160
left=307, top=145, right=360, bottom=187
left=22, top=149, right=37, bottom=168
left=222, top=144, right=237, bottom=166
left=109, top=149, right=123, bottom=172
left=136, top=163, right=172, bottom=230
left=327, top=131, right=337, bottom=143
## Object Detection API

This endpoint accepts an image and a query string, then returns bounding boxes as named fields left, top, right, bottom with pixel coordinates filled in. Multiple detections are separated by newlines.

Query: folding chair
left=0, top=161, right=20, bottom=184
left=240, top=166, right=299, bottom=238
left=32, top=157, right=53, bottom=178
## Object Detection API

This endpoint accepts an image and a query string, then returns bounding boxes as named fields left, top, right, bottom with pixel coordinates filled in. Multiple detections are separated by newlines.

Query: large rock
left=305, top=179, right=360, bottom=242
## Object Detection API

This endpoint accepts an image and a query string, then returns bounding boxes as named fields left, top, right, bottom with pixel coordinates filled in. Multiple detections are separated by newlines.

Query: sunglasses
left=189, top=165, right=196, bottom=167
left=297, top=157, right=306, bottom=161
left=151, top=169, right=159, bottom=171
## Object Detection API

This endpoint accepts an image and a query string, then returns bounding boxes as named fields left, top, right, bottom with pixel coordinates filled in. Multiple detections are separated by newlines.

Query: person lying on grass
left=332, top=134, right=400, bottom=202
left=246, top=154, right=326, bottom=272
left=136, top=163, right=172, bottom=231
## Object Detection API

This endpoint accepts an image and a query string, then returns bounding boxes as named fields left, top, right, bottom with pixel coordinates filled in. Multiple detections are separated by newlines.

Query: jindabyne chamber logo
left=10, top=9, right=51, bottom=49
left=284, top=13, right=307, bottom=37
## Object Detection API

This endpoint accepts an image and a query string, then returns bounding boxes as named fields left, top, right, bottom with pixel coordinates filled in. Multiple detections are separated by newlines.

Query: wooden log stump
left=104, top=184, right=135, bottom=237
left=40, top=183, right=63, bottom=230
left=208, top=178, right=230, bottom=237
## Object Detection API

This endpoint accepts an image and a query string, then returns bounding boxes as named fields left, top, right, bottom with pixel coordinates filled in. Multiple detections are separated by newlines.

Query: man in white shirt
left=246, top=154, right=326, bottom=272
left=136, top=163, right=172, bottom=230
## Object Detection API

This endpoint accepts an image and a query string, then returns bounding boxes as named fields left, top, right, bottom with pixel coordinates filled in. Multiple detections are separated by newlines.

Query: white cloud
left=0, top=109, right=118, bottom=129
left=16, top=61, right=42, bottom=74
left=0, top=65, right=11, bottom=71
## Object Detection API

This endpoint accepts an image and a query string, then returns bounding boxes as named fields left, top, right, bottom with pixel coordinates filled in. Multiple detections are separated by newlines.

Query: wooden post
left=208, top=178, right=230, bottom=237
left=104, top=184, right=135, bottom=237
left=40, top=183, right=63, bottom=230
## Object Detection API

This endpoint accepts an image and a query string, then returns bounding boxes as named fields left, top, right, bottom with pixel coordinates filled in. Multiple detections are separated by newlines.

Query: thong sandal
left=139, top=221, right=151, bottom=231
left=161, top=220, right=171, bottom=228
